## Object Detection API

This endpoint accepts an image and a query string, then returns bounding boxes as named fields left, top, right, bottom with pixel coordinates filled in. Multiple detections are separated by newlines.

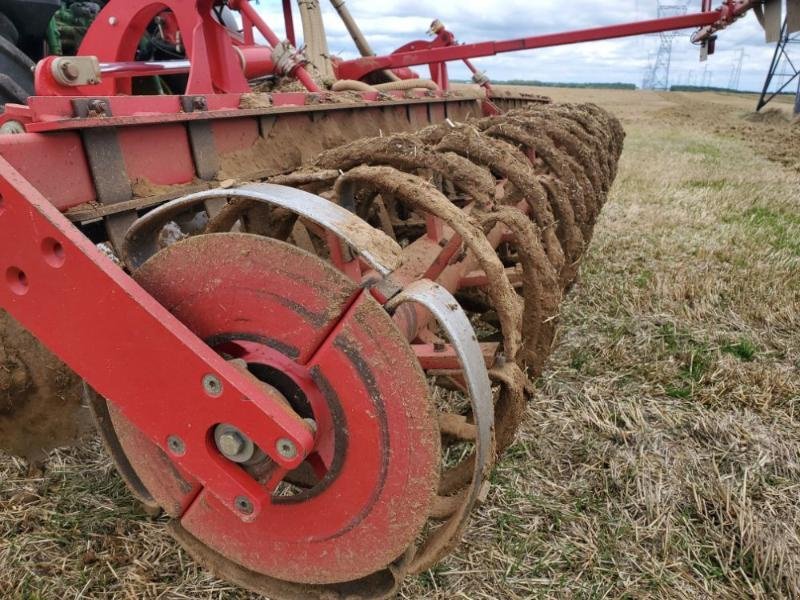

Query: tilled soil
left=0, top=310, right=90, bottom=464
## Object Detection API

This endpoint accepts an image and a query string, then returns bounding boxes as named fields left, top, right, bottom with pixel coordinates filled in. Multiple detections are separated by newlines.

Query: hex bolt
left=192, top=97, right=208, bottom=111
left=167, top=435, right=186, bottom=456
left=202, top=374, right=223, bottom=397
left=234, top=496, right=254, bottom=516
left=433, top=341, right=447, bottom=353
left=214, top=424, right=256, bottom=463
left=276, top=438, right=298, bottom=460
left=218, top=431, right=245, bottom=458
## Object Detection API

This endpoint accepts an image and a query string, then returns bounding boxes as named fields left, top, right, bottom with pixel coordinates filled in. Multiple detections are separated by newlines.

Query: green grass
left=725, top=206, right=800, bottom=256
left=721, top=338, right=758, bottom=362
left=684, top=141, right=722, bottom=159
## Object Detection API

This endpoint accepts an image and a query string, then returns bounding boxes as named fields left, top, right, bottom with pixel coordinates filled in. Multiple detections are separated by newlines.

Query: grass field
left=1, top=88, right=799, bottom=599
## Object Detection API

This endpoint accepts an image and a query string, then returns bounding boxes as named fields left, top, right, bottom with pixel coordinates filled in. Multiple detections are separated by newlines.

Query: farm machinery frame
left=0, top=0, right=795, bottom=598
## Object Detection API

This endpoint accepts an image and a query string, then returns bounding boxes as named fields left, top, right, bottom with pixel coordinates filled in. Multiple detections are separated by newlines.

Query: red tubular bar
left=99, top=59, right=191, bottom=78
left=283, top=0, right=297, bottom=47
left=231, top=0, right=320, bottom=92
left=337, top=8, right=741, bottom=81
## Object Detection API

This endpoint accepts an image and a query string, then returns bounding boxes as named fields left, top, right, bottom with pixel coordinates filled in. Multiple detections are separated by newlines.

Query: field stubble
left=1, top=88, right=799, bottom=599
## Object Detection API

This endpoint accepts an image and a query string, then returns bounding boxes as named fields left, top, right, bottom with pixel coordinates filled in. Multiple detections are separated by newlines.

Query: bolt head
left=214, top=424, right=256, bottom=463
left=60, top=61, right=79, bottom=81
left=218, top=431, right=245, bottom=457
left=108, top=16, right=118, bottom=26
left=276, top=438, right=298, bottom=460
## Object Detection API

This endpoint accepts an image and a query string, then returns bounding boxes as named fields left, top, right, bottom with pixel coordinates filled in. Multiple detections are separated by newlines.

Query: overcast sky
left=255, top=0, right=788, bottom=92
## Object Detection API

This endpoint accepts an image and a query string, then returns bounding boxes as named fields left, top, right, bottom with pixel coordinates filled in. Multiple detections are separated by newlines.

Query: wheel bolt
left=218, top=431, right=245, bottom=457
left=214, top=424, right=255, bottom=463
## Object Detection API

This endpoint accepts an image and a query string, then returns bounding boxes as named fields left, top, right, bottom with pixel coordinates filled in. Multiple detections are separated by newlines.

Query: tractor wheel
left=0, top=16, right=34, bottom=113
left=0, top=12, right=19, bottom=45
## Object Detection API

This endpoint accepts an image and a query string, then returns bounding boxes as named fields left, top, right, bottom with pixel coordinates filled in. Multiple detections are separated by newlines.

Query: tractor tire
left=0, top=11, right=19, bottom=45
left=0, top=23, right=34, bottom=113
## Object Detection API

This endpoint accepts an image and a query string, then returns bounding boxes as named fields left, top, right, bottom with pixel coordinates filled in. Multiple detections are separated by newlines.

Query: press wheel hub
left=100, top=233, right=440, bottom=586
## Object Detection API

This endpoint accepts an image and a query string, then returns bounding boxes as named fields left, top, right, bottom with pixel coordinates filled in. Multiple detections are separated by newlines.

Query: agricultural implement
left=0, top=1, right=794, bottom=597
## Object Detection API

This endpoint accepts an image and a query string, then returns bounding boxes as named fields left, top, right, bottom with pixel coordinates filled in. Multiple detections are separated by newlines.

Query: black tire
left=0, top=31, right=33, bottom=112
left=0, top=12, right=18, bottom=45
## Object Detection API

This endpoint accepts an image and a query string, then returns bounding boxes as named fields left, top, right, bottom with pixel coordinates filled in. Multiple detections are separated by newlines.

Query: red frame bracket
left=0, top=157, right=313, bottom=520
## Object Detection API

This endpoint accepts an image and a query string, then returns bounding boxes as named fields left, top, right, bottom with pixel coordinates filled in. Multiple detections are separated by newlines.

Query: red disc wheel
left=101, top=233, right=440, bottom=588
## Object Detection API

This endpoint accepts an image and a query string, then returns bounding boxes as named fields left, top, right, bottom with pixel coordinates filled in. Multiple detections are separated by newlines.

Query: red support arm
left=0, top=157, right=314, bottom=520
left=283, top=0, right=296, bottom=47
left=336, top=4, right=755, bottom=82
left=230, top=0, right=320, bottom=92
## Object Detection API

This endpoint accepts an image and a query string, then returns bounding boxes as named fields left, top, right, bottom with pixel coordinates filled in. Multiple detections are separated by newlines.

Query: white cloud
left=255, top=1, right=793, bottom=92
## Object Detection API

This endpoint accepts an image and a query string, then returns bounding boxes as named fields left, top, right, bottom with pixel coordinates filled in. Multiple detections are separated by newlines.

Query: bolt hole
left=41, top=237, right=65, bottom=268
left=5, top=267, right=29, bottom=295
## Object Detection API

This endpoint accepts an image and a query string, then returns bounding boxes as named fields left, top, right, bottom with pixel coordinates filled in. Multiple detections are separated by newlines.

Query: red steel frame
left=13, top=1, right=759, bottom=118
left=0, top=0, right=762, bottom=523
